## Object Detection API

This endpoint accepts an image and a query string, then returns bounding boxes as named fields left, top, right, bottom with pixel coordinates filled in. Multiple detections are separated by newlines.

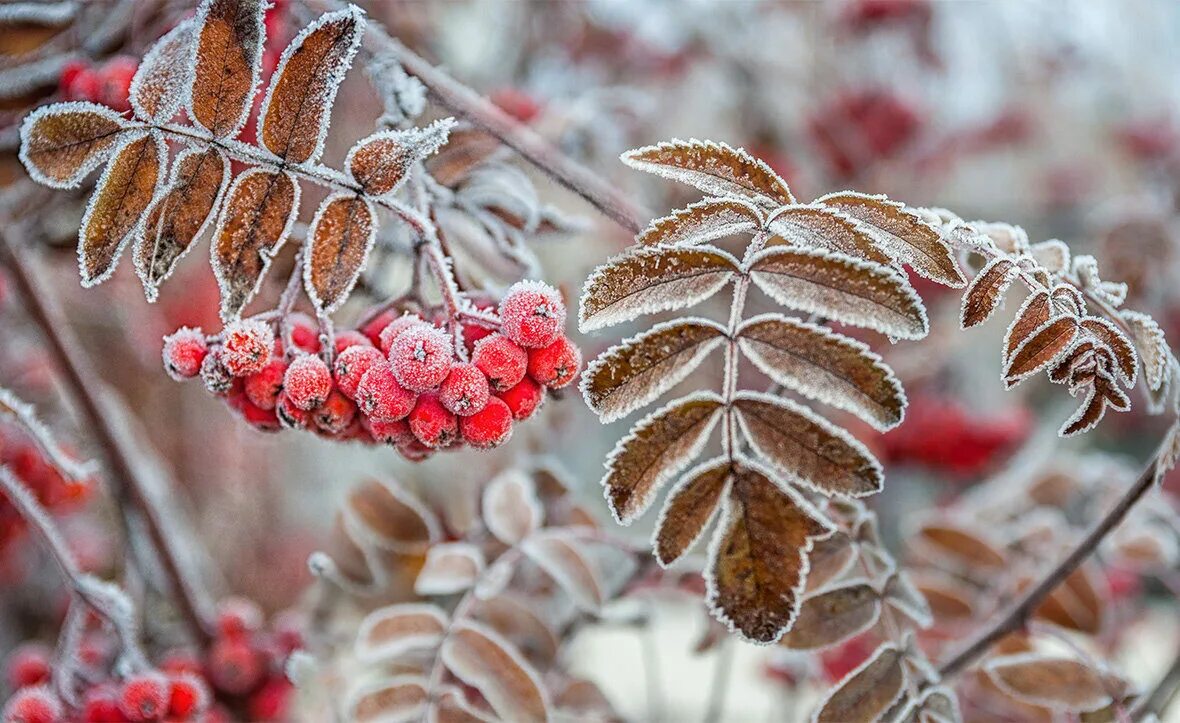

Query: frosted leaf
left=1004, top=316, right=1080, bottom=384
left=1035, top=564, right=1105, bottom=633
left=960, top=257, right=1019, bottom=329
left=747, top=246, right=928, bottom=340
left=1003, top=290, right=1051, bottom=365
left=984, top=654, right=1122, bottom=713
left=891, top=686, right=961, bottom=723
left=521, top=530, right=605, bottom=612
left=737, top=314, right=906, bottom=431
left=651, top=457, right=729, bottom=567
left=812, top=641, right=906, bottom=723
left=346, top=119, right=456, bottom=196
left=1058, top=382, right=1110, bottom=437
left=469, top=595, right=559, bottom=668
left=189, top=0, right=265, bottom=139
left=415, top=543, right=485, bottom=596
left=910, top=518, right=1006, bottom=572
left=580, top=318, right=726, bottom=423
left=600, top=392, right=723, bottom=525
left=429, top=686, right=498, bottom=723
left=341, top=478, right=440, bottom=555
left=1049, top=283, right=1086, bottom=316
left=883, top=572, right=933, bottom=629
left=348, top=676, right=429, bottom=723
left=481, top=469, right=542, bottom=546
left=130, top=18, right=197, bottom=122
left=1121, top=310, right=1170, bottom=391
left=18, top=102, right=128, bottom=189
left=1080, top=317, right=1137, bottom=386
left=365, top=51, right=426, bottom=124
left=1030, top=239, right=1070, bottom=274
left=355, top=604, right=447, bottom=663
left=765, top=205, right=893, bottom=267
left=912, top=577, right=975, bottom=622
left=621, top=139, right=795, bottom=209
left=803, top=531, right=858, bottom=593
left=974, top=220, right=1030, bottom=255
left=440, top=621, right=549, bottom=723
left=636, top=197, right=762, bottom=247
left=258, top=5, right=365, bottom=163
left=303, top=193, right=377, bottom=314
left=781, top=580, right=881, bottom=651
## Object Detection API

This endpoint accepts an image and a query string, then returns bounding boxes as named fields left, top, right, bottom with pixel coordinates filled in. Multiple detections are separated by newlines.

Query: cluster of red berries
left=161, top=281, right=581, bottom=460
left=58, top=57, right=138, bottom=113
left=876, top=394, right=1030, bottom=477
left=0, top=424, right=91, bottom=559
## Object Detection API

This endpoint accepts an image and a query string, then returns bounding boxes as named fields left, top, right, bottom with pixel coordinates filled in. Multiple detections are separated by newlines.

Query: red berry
left=276, top=392, right=311, bottom=429
left=159, top=651, right=202, bottom=676
left=239, top=398, right=280, bottom=432
left=460, top=397, right=513, bottom=448
left=359, top=309, right=397, bottom=346
left=243, top=358, right=287, bottom=410
left=462, top=322, right=494, bottom=352
left=216, top=597, right=263, bottom=639
left=220, top=320, right=274, bottom=377
left=286, top=313, right=320, bottom=353
left=333, top=345, right=385, bottom=400
left=498, top=377, right=544, bottom=420
left=499, top=280, right=566, bottom=349
left=199, top=351, right=234, bottom=395
left=472, top=333, right=527, bottom=392
left=63, top=67, right=99, bottom=103
left=207, top=639, right=264, bottom=695
left=161, top=327, right=207, bottom=380
left=6, top=643, right=51, bottom=689
left=377, top=313, right=424, bottom=355
left=246, top=677, right=292, bottom=721
left=80, top=686, right=122, bottom=722
left=333, top=330, right=371, bottom=354
left=408, top=395, right=458, bottom=448
left=396, top=437, right=436, bottom=462
left=389, top=323, right=454, bottom=392
left=283, top=355, right=332, bottom=410
left=356, top=361, right=417, bottom=422
left=98, top=56, right=137, bottom=112
left=438, top=363, right=490, bottom=417
left=3, top=686, right=62, bottom=723
left=119, top=673, right=170, bottom=721
left=167, top=673, right=208, bottom=719
left=314, top=391, right=357, bottom=434
left=365, top=417, right=412, bottom=445
left=527, top=336, right=581, bottom=388
left=58, top=60, right=89, bottom=94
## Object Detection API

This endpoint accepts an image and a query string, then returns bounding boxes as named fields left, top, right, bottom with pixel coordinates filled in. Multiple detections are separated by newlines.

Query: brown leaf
left=985, top=654, right=1120, bottom=712
left=19, top=102, right=128, bottom=188
left=622, top=139, right=795, bottom=208
left=355, top=603, right=448, bottom=663
left=343, top=478, right=440, bottom=554
left=1050, top=284, right=1086, bottom=316
left=189, top=0, right=265, bottom=138
left=430, top=687, right=496, bottom=723
left=441, top=621, right=549, bottom=723
left=600, top=393, right=724, bottom=524
left=883, top=572, right=933, bottom=628
left=347, top=119, right=454, bottom=196
left=915, top=578, right=975, bottom=622
left=136, top=148, right=228, bottom=301
left=912, top=520, right=1006, bottom=571
left=782, top=581, right=881, bottom=650
left=130, top=18, right=196, bottom=122
left=891, top=686, right=962, bottom=723
left=579, top=245, right=739, bottom=332
left=428, top=126, right=500, bottom=186
left=737, top=314, right=906, bottom=431
left=813, top=642, right=906, bottom=722
left=1059, top=388, right=1111, bottom=437
left=211, top=168, right=299, bottom=320
left=521, top=530, right=604, bottom=612
left=303, top=193, right=376, bottom=313
left=1005, top=316, right=1081, bottom=383
left=470, top=596, right=559, bottom=668
left=259, top=6, right=364, bottom=163
left=1034, top=564, right=1104, bottom=634
left=1005, top=291, right=1052, bottom=364
left=960, top=257, right=1019, bottom=329
left=707, top=458, right=833, bottom=643
left=415, top=543, right=484, bottom=596
left=1080, top=317, right=1137, bottom=386
left=765, top=205, right=893, bottom=266
left=747, top=246, right=928, bottom=340
left=1030, top=240, right=1070, bottom=273
left=732, top=391, right=883, bottom=498
left=804, top=531, right=858, bottom=592
left=349, top=676, right=429, bottom=723
left=581, top=319, right=727, bottom=423
left=638, top=197, right=763, bottom=247
left=1122, top=310, right=1170, bottom=391
left=816, top=191, right=965, bottom=287
left=653, top=457, right=730, bottom=566
left=79, top=133, right=165, bottom=286
left=481, top=470, right=542, bottom=546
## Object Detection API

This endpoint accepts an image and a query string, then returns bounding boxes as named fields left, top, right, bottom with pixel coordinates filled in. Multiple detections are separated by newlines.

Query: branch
left=0, top=229, right=212, bottom=645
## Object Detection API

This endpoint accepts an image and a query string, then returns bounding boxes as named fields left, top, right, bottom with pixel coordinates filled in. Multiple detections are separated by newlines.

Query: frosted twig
left=0, top=386, right=97, bottom=483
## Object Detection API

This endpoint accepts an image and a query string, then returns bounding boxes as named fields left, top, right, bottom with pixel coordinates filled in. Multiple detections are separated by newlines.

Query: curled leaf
left=961, top=257, right=1019, bottom=329
left=19, top=102, right=128, bottom=188
left=342, top=478, right=440, bottom=554
left=189, top=0, right=265, bottom=138
left=521, top=530, right=605, bottom=612
left=1122, top=310, right=1170, bottom=391
left=1079, top=317, right=1137, bottom=387
left=637, top=197, right=762, bottom=247
left=652, top=457, right=730, bottom=566
left=440, top=621, right=549, bottom=723
left=622, top=139, right=795, bottom=208
left=347, top=118, right=455, bottom=196
left=303, top=193, right=376, bottom=313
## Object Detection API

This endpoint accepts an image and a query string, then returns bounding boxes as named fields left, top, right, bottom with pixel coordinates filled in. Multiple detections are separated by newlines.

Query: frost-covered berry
left=463, top=321, right=494, bottom=352
left=217, top=597, right=263, bottom=639
left=240, top=399, right=279, bottom=432
left=200, top=351, right=235, bottom=395
left=247, top=677, right=293, bottom=722
left=220, top=319, right=274, bottom=377
left=314, top=391, right=357, bottom=434
left=119, top=673, right=170, bottom=721
left=162, top=327, right=207, bottom=380
left=283, top=355, right=332, bottom=410
left=397, top=437, right=436, bottom=462
left=167, top=673, right=208, bottom=719
left=356, top=362, right=417, bottom=422
left=408, top=395, right=458, bottom=448
left=377, top=313, right=424, bottom=355
left=366, top=417, right=412, bottom=445
left=439, top=364, right=490, bottom=417
left=333, top=345, right=385, bottom=400
left=498, top=377, right=544, bottom=420
left=207, top=639, right=264, bottom=695
left=6, top=643, right=51, bottom=689
left=80, top=686, right=123, bottom=723
left=499, top=280, right=566, bottom=349
left=528, top=336, right=581, bottom=388
left=243, top=358, right=287, bottom=410
left=276, top=392, right=311, bottom=429
left=389, top=323, right=454, bottom=392
left=472, top=333, right=528, bottom=391
left=460, top=397, right=514, bottom=449
left=2, top=686, right=62, bottom=723
left=98, top=55, right=137, bottom=113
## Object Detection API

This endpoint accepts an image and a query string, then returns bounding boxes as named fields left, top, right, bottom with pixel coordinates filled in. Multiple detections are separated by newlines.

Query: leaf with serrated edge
left=19, top=102, right=128, bottom=189
left=1004, top=290, right=1051, bottom=364
left=733, top=391, right=883, bottom=498
left=600, top=393, right=723, bottom=524
left=258, top=6, right=364, bottom=163
left=414, top=542, right=485, bottom=596
left=622, top=139, right=794, bottom=208
left=1079, top=317, right=1137, bottom=387
left=816, top=191, right=965, bottom=287
left=189, top=0, right=265, bottom=139
left=130, top=18, right=196, bottom=122
left=765, top=205, right=893, bottom=267
left=441, top=621, right=549, bottom=723
left=136, top=148, right=228, bottom=301
left=211, top=168, right=299, bottom=321
left=79, top=132, right=165, bottom=287
left=342, top=478, right=440, bottom=554
left=1050, top=284, right=1085, bottom=316
left=737, top=313, right=905, bottom=431
left=747, top=246, right=928, bottom=340
left=349, top=675, right=429, bottom=723
left=521, top=530, right=604, bottom=612
left=812, top=641, right=906, bottom=723
left=482, top=469, right=542, bottom=546
left=1122, top=310, right=1169, bottom=391
left=652, top=457, right=730, bottom=566
left=346, top=118, right=455, bottom=196
left=960, top=257, right=1019, bottom=329
left=637, top=197, right=762, bottom=247
left=706, top=456, right=834, bottom=644
left=1005, top=316, right=1080, bottom=383
left=579, top=245, right=739, bottom=332
left=303, top=193, right=376, bottom=313
left=985, top=654, right=1119, bottom=713
left=355, top=604, right=447, bottom=663
left=581, top=318, right=726, bottom=423
left=782, top=580, right=881, bottom=651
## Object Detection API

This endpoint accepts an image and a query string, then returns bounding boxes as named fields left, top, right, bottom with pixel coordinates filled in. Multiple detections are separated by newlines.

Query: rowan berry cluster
left=0, top=424, right=91, bottom=558
left=161, top=281, right=581, bottom=460
left=58, top=57, right=138, bottom=113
